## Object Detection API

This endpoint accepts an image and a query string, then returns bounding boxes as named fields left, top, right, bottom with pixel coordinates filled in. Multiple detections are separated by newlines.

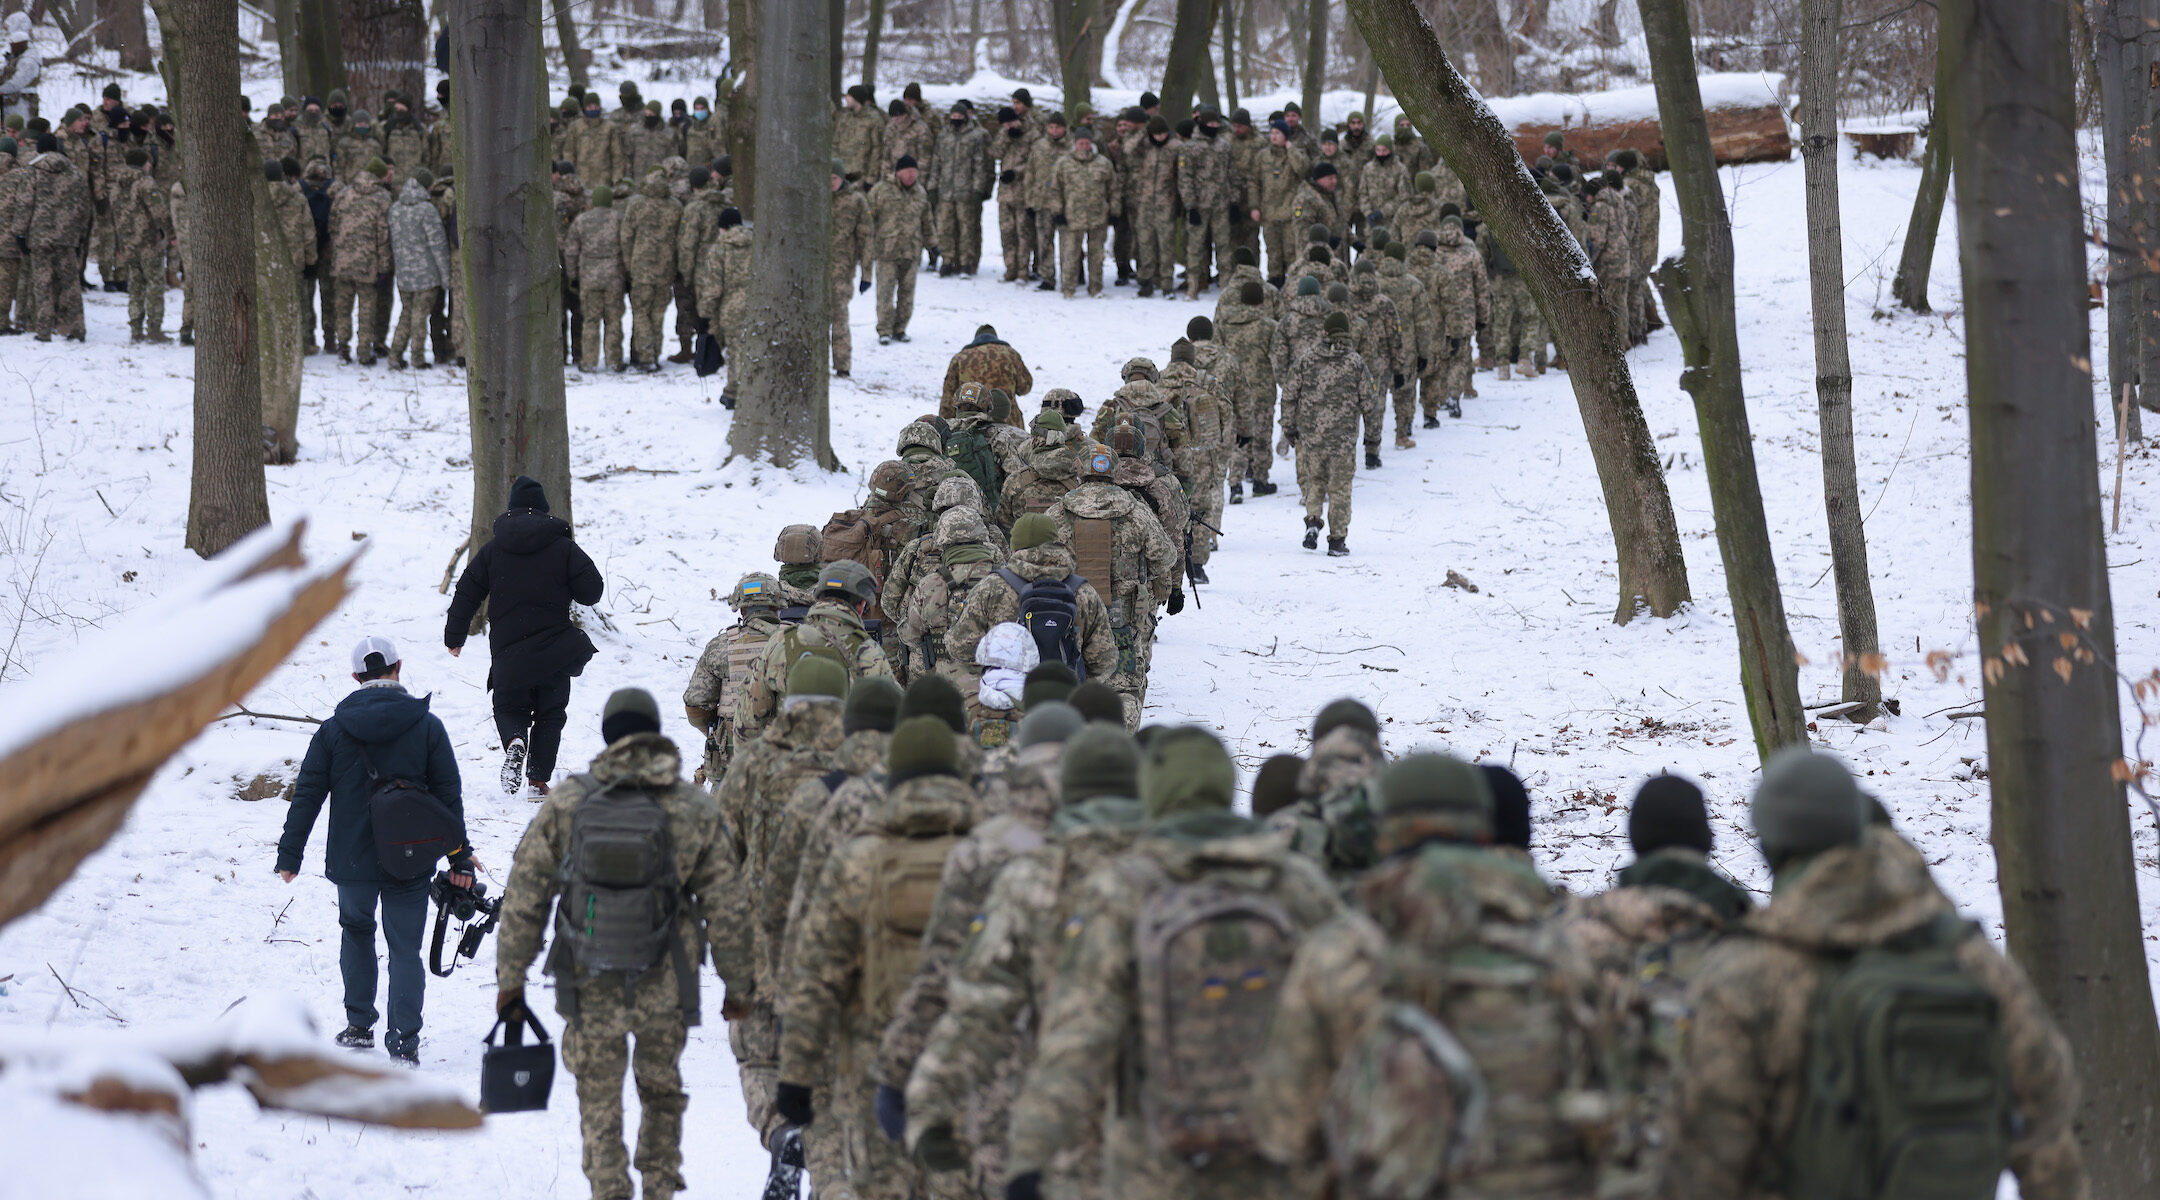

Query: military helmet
left=818, top=559, right=880, bottom=604
left=1082, top=445, right=1117, bottom=479
left=774, top=523, right=823, bottom=565
left=954, top=380, right=992, bottom=414
left=1119, top=356, right=1159, bottom=383
left=869, top=458, right=916, bottom=502
left=730, top=571, right=782, bottom=612
left=1110, top=416, right=1146, bottom=460
left=933, top=474, right=983, bottom=512
left=897, top=419, right=944, bottom=457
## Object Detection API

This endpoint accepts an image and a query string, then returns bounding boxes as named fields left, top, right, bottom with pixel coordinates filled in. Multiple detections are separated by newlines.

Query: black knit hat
left=901, top=673, right=968, bottom=735
left=1068, top=680, right=1125, bottom=725
left=1252, top=754, right=1305, bottom=817
left=1630, top=774, right=1713, bottom=855
left=1186, top=315, right=1213, bottom=341
left=1021, top=662, right=1079, bottom=709
left=1483, top=764, right=1533, bottom=849
left=888, top=715, right=961, bottom=784
left=894, top=154, right=917, bottom=171
left=1313, top=698, right=1379, bottom=741
left=888, top=98, right=908, bottom=116
left=601, top=688, right=661, bottom=744
left=507, top=475, right=549, bottom=513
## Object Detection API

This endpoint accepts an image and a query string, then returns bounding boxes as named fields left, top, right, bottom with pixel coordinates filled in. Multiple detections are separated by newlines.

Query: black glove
left=1025, top=207, right=1036, bottom=219
left=375, top=272, right=391, bottom=288
left=875, top=1083, right=907, bottom=1142
left=1006, top=1172, right=1044, bottom=1200
left=1328, top=235, right=1340, bottom=249
left=695, top=317, right=711, bottom=334
left=926, top=247, right=940, bottom=267
left=1186, top=207, right=1202, bottom=226
left=1000, top=169, right=1017, bottom=184
left=775, top=1082, right=815, bottom=1127
left=1351, top=240, right=1366, bottom=254
left=1393, top=373, right=1405, bottom=388
left=859, top=279, right=872, bottom=293
left=1285, top=428, right=1299, bottom=447
left=1167, top=590, right=1185, bottom=616
left=1447, top=337, right=1461, bottom=355
left=14, top=236, right=26, bottom=254
left=915, top=1122, right=969, bottom=1173
left=1417, top=356, right=1428, bottom=373
left=1053, top=214, right=1066, bottom=226
left=1227, top=202, right=1244, bottom=225
left=1236, top=434, right=1252, bottom=447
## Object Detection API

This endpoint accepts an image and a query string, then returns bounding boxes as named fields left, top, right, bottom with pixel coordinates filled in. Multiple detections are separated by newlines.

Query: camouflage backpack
left=1120, top=854, right=1300, bottom=1160
left=862, top=832, right=962, bottom=1020
left=946, top=421, right=1006, bottom=502
left=546, top=778, right=699, bottom=1021
left=1322, top=844, right=1607, bottom=1200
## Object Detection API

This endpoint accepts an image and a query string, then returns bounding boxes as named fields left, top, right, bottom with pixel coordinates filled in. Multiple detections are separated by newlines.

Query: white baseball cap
left=351, top=635, right=402, bottom=674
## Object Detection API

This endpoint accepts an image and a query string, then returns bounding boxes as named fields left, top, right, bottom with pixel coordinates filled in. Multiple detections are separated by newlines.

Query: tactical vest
left=1071, top=518, right=1118, bottom=613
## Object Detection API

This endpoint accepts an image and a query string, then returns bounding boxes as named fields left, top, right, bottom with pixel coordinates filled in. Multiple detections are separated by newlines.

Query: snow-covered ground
left=2, top=130, right=2156, bottom=1194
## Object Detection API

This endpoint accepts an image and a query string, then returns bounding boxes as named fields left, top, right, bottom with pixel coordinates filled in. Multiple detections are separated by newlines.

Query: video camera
left=429, top=869, right=502, bottom=977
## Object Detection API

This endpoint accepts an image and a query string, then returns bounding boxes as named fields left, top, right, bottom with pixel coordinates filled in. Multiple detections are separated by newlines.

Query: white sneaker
left=500, top=737, right=527, bottom=795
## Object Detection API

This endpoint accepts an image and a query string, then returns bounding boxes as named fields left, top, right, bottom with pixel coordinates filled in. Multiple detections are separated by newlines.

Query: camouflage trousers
left=1431, top=333, right=1471, bottom=410
left=1059, top=223, right=1106, bottom=298
left=1629, top=274, right=1658, bottom=343
left=371, top=275, right=394, bottom=351
left=1188, top=448, right=1228, bottom=566
left=998, top=197, right=1029, bottom=281
left=1135, top=209, right=1176, bottom=291
left=728, top=1004, right=783, bottom=1147
left=1596, top=262, right=1630, bottom=338
left=874, top=256, right=917, bottom=338
left=125, top=256, right=165, bottom=336
left=390, top=286, right=439, bottom=364
left=1491, top=273, right=1545, bottom=367
left=0, top=255, right=18, bottom=328
left=830, top=270, right=857, bottom=373
left=628, top=278, right=671, bottom=364
left=1391, top=380, right=1419, bottom=441
left=1228, top=208, right=1261, bottom=263
left=579, top=281, right=626, bottom=370
left=672, top=276, right=698, bottom=357
left=1185, top=209, right=1224, bottom=296
left=719, top=300, right=750, bottom=402
left=1296, top=443, right=1354, bottom=540
left=1103, top=1115, right=1298, bottom=1200
left=27, top=249, right=84, bottom=338
left=1031, top=210, right=1059, bottom=288
left=935, top=196, right=983, bottom=273
left=441, top=266, right=466, bottom=359
left=1237, top=389, right=1277, bottom=486
left=331, top=276, right=381, bottom=359
left=828, top=1064, right=974, bottom=1200
left=562, top=977, right=691, bottom=1200
left=1112, top=210, right=1134, bottom=280
left=94, top=202, right=116, bottom=282
left=1262, top=219, right=1298, bottom=284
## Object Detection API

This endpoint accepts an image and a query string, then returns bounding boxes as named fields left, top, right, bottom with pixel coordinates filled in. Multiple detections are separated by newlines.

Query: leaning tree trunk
left=1640, top=0, right=1804, bottom=759
left=1159, top=0, right=1212, bottom=121
left=1053, top=0, right=1098, bottom=118
left=1798, top=0, right=1881, bottom=717
left=1303, top=0, right=1327, bottom=125
left=152, top=0, right=271, bottom=557
left=2097, top=1, right=2147, bottom=438
left=95, top=0, right=153, bottom=72
left=453, top=0, right=574, bottom=548
left=1946, top=0, right=2160, bottom=1189
left=252, top=174, right=303, bottom=465
left=862, top=0, right=885, bottom=91
left=729, top=0, right=836, bottom=469
left=548, top=0, right=590, bottom=90
left=1891, top=85, right=1952, bottom=311
left=727, top=0, right=759, bottom=217
left=340, top=0, right=427, bottom=116
left=1345, top=0, right=1691, bottom=623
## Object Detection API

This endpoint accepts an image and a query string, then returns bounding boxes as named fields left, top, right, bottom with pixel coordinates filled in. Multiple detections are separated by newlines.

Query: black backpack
left=998, top=567, right=1085, bottom=682
left=359, top=740, right=462, bottom=881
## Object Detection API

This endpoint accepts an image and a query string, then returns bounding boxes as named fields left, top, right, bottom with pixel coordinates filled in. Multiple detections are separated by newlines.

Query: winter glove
left=1000, top=169, right=1017, bottom=184
left=926, top=247, right=940, bottom=268
left=914, top=1123, right=969, bottom=1173
left=775, top=1082, right=816, bottom=1127
left=14, top=236, right=26, bottom=254
left=1447, top=337, right=1462, bottom=355
left=1276, top=433, right=1293, bottom=458
left=1167, top=590, right=1185, bottom=616
left=1227, top=202, right=1244, bottom=224
left=1236, top=434, right=1252, bottom=448
left=1006, top=1173, right=1044, bottom=1200
left=1284, top=427, right=1299, bottom=448
left=695, top=317, right=711, bottom=334
left=859, top=279, right=872, bottom=293
left=721, top=989, right=751, bottom=1020
left=1417, top=356, right=1428, bottom=373
left=1186, top=207, right=1202, bottom=226
left=875, top=1084, right=907, bottom=1142
left=1328, top=235, right=1341, bottom=249
left=496, top=987, right=526, bottom=1019
left=1393, top=373, right=1406, bottom=389
left=1053, top=213, right=1066, bottom=226
left=1351, top=240, right=1366, bottom=254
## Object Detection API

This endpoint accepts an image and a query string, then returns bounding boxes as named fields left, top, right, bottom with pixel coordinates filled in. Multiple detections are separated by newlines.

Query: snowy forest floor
left=2, top=135, right=2157, bottom=1195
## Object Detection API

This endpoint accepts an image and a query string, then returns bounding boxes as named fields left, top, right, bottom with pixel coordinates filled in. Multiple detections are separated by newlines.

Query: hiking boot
left=335, top=1026, right=374, bottom=1049
left=414, top=359, right=432, bottom=369
left=1365, top=449, right=1382, bottom=470
left=1465, top=382, right=1478, bottom=399
left=500, top=737, right=527, bottom=795
left=1301, top=524, right=1320, bottom=551
left=529, top=779, right=551, bottom=798
left=180, top=331, right=194, bottom=345
left=1449, top=400, right=1463, bottom=419
left=1137, top=282, right=1155, bottom=298
left=878, top=335, right=891, bottom=345
left=388, top=357, right=407, bottom=370
left=1496, top=362, right=1512, bottom=381
left=1036, top=280, right=1056, bottom=291
left=338, top=346, right=353, bottom=364
left=33, top=332, right=49, bottom=342
left=1189, top=562, right=1209, bottom=585
left=1395, top=434, right=1417, bottom=450
left=387, top=1038, right=418, bottom=1065
left=0, top=325, right=19, bottom=335
left=893, top=331, right=909, bottom=342
left=1229, top=482, right=1244, bottom=505
left=1250, top=481, right=1278, bottom=497
left=667, top=349, right=694, bottom=364
left=145, top=332, right=171, bottom=344
left=1327, top=538, right=1349, bottom=557
left=1422, top=414, right=1440, bottom=430
left=1476, top=354, right=1493, bottom=369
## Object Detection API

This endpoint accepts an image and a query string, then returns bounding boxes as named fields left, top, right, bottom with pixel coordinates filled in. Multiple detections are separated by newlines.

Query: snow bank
left=1489, top=72, right=1787, bottom=131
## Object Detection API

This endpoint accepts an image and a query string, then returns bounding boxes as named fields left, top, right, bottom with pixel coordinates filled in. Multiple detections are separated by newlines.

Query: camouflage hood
left=771, top=694, right=847, bottom=744
left=1298, top=724, right=1381, bottom=798
left=1748, top=827, right=1951, bottom=954
left=935, top=505, right=996, bottom=555
left=1025, top=443, right=1076, bottom=479
left=875, top=772, right=975, bottom=838
left=1219, top=302, right=1270, bottom=329
left=1058, top=479, right=1136, bottom=521
left=638, top=170, right=669, bottom=199
left=1137, top=810, right=1287, bottom=878
left=1377, top=256, right=1411, bottom=281
left=1008, top=542, right=1078, bottom=582
left=836, top=728, right=891, bottom=776
left=1111, top=458, right=1156, bottom=489
left=1284, top=293, right=1330, bottom=320
left=1357, top=841, right=1557, bottom=947
left=395, top=177, right=431, bottom=208
left=588, top=731, right=689, bottom=789
left=1110, top=380, right=1167, bottom=414
left=897, top=420, right=944, bottom=457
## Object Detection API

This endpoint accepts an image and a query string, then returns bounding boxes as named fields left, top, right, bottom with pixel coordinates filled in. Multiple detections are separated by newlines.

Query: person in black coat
left=445, top=475, right=605, bottom=795
left=276, top=636, right=473, bottom=1062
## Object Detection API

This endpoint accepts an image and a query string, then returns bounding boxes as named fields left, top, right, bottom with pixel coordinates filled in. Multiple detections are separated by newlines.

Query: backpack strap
left=821, top=768, right=850, bottom=793
left=995, top=567, right=1027, bottom=595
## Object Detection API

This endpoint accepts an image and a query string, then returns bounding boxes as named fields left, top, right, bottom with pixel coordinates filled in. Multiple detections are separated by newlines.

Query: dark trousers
left=495, top=672, right=573, bottom=784
left=336, top=877, right=430, bottom=1047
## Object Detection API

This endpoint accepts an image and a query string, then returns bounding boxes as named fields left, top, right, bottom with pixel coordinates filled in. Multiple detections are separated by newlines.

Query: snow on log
left=1486, top=72, right=1792, bottom=169
left=0, top=519, right=355, bottom=929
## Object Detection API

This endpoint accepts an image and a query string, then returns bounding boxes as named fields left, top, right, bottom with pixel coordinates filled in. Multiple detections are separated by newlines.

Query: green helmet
left=818, top=559, right=880, bottom=606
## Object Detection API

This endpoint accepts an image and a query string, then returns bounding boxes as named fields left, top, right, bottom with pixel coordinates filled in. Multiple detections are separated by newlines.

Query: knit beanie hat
left=1018, top=701, right=1084, bottom=749
left=1376, top=753, right=1494, bottom=848
left=1231, top=246, right=1255, bottom=267
left=843, top=677, right=905, bottom=734
left=1010, top=512, right=1060, bottom=551
left=1022, top=662, right=1079, bottom=709
left=888, top=715, right=961, bottom=782
left=591, top=183, right=614, bottom=207
left=1140, top=726, right=1237, bottom=820
left=1630, top=774, right=1713, bottom=856
left=1240, top=281, right=1265, bottom=305
left=1061, top=723, right=1142, bottom=802
left=1170, top=338, right=1194, bottom=365
left=364, top=156, right=389, bottom=178
left=1323, top=311, right=1350, bottom=337
left=507, top=475, right=550, bottom=513
left=1752, top=747, right=1866, bottom=872
left=1326, top=282, right=1350, bottom=303
left=601, top=688, right=661, bottom=744
left=1186, top=315, right=1214, bottom=341
left=1297, top=275, right=1322, bottom=297
left=1484, top=764, right=1533, bottom=849
left=1067, top=680, right=1125, bottom=725
left=901, top=673, right=968, bottom=735
left=1385, top=241, right=1408, bottom=262
left=785, top=655, right=849, bottom=703
left=1314, top=699, right=1381, bottom=741
left=1252, top=754, right=1306, bottom=817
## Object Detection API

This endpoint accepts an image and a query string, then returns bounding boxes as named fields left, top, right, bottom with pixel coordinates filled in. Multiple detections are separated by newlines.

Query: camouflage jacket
left=696, top=223, right=753, bottom=324
left=683, top=612, right=786, bottom=725
left=715, top=697, right=847, bottom=993
left=1043, top=482, right=1180, bottom=625
left=830, top=183, right=871, bottom=279
left=867, top=175, right=930, bottom=261
left=625, top=116, right=679, bottom=181
left=620, top=171, right=681, bottom=286
left=772, top=729, right=893, bottom=975
left=944, top=541, right=1118, bottom=678
left=998, top=437, right=1082, bottom=529
left=993, top=122, right=1034, bottom=202
left=1048, top=142, right=1120, bottom=228
left=1004, top=812, right=1345, bottom=1182
left=1356, top=153, right=1413, bottom=223
left=1417, top=227, right=1489, bottom=337
left=380, top=114, right=427, bottom=174
left=1394, top=191, right=1445, bottom=240
left=1126, top=130, right=1181, bottom=216
left=1270, top=292, right=1332, bottom=382
left=424, top=112, right=457, bottom=177
left=833, top=104, right=886, bottom=182
left=292, top=112, right=333, bottom=168
left=1280, top=333, right=1377, bottom=452
left=1216, top=302, right=1278, bottom=417
left=778, top=771, right=975, bottom=1083
left=493, top=733, right=753, bottom=1015
left=895, top=507, right=1009, bottom=658
left=1626, top=165, right=1661, bottom=271
left=1349, top=274, right=1408, bottom=380
left=1254, top=143, right=1310, bottom=222
left=325, top=171, right=392, bottom=281
left=1024, top=129, right=1072, bottom=210
left=676, top=185, right=725, bottom=285
left=1375, top=257, right=1432, bottom=365
left=332, top=119, right=379, bottom=179
left=252, top=120, right=299, bottom=172
left=14, top=151, right=91, bottom=253
left=1215, top=263, right=1282, bottom=323
left=1588, top=186, right=1635, bottom=275
left=931, top=119, right=992, bottom=201
left=551, top=173, right=587, bottom=244
left=1174, top=131, right=1234, bottom=212
left=886, top=112, right=936, bottom=182
left=264, top=178, right=316, bottom=273
left=387, top=178, right=450, bottom=290
left=1090, top=379, right=1189, bottom=468
left=681, top=115, right=723, bottom=168
left=1226, top=129, right=1263, bottom=210
left=940, top=337, right=1034, bottom=418
left=738, top=599, right=894, bottom=736
left=1158, top=361, right=1234, bottom=481
left=113, top=168, right=172, bottom=263
left=563, top=116, right=625, bottom=194
left=1269, top=724, right=1383, bottom=870
left=1659, top=829, right=2088, bottom=1200
left=563, top=203, right=625, bottom=291
left=1290, top=180, right=1341, bottom=244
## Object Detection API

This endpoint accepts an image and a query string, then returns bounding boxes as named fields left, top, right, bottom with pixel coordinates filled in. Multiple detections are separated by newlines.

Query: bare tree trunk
left=93, top=0, right=152, bottom=70
left=1160, top=0, right=1212, bottom=119
left=1463, top=0, right=1511, bottom=94
left=289, top=0, right=346, bottom=100
left=1516, top=0, right=1551, bottom=39
left=1944, top=0, right=2160, bottom=1188
left=1892, top=91, right=1951, bottom=312
left=727, top=0, right=759, bottom=216
left=340, top=0, right=427, bottom=116
left=253, top=173, right=303, bottom=464
left=2097, top=0, right=2148, bottom=437
left=549, top=0, right=590, bottom=90
left=1345, top=0, right=1691, bottom=622
left=453, top=0, right=574, bottom=545
left=1219, top=0, right=1237, bottom=111
left=729, top=0, right=835, bottom=468
left=152, top=0, right=271, bottom=557
left=1303, top=0, right=1326, bottom=125
left=968, top=0, right=984, bottom=75
left=827, top=0, right=842, bottom=101
left=1001, top=0, right=1024, bottom=74
left=1798, top=0, right=1882, bottom=716
left=274, top=0, right=305, bottom=96
left=1052, top=0, right=1098, bottom=116
left=862, top=0, right=884, bottom=90
left=1594, top=0, right=1622, bottom=45
left=1639, top=0, right=1804, bottom=759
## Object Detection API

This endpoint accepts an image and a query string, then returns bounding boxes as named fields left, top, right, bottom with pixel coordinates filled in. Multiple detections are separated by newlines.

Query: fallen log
left=1488, top=71, right=1792, bottom=169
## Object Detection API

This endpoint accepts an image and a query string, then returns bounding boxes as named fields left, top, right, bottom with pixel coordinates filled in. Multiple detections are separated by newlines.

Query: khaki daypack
left=862, top=832, right=961, bottom=1020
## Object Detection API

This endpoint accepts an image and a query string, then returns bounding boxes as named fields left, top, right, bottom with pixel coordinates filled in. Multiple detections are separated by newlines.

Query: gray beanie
left=1018, top=701, right=1084, bottom=749
left=1752, top=746, right=1867, bottom=871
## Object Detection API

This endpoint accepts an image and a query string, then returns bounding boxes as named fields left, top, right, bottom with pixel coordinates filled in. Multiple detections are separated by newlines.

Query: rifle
left=1182, top=527, right=1204, bottom=610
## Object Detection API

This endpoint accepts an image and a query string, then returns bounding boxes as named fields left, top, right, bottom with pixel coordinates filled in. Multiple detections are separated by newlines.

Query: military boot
left=1301, top=520, right=1320, bottom=550
left=1251, top=480, right=1278, bottom=497
left=1138, top=281, right=1155, bottom=298
left=1365, top=447, right=1382, bottom=470
left=1496, top=361, right=1512, bottom=381
left=1395, top=433, right=1416, bottom=450
left=1327, top=537, right=1349, bottom=557
left=1229, top=482, right=1244, bottom=505
left=1422, top=413, right=1439, bottom=430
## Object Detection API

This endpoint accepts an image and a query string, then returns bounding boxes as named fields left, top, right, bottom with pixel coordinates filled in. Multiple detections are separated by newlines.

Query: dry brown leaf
left=2069, top=607, right=2094, bottom=630
left=1984, top=657, right=2005, bottom=685
left=1793, top=649, right=1811, bottom=667
left=1858, top=652, right=1891, bottom=679
left=2002, top=642, right=2030, bottom=667
left=1924, top=650, right=1954, bottom=683
left=2053, top=657, right=2074, bottom=685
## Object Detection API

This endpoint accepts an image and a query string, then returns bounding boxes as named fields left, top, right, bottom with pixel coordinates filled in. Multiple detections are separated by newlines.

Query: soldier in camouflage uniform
left=835, top=86, right=886, bottom=186
left=667, top=166, right=720, bottom=363
left=386, top=175, right=449, bottom=369
left=1374, top=242, right=1432, bottom=443
left=12, top=134, right=89, bottom=341
left=944, top=512, right=1118, bottom=694
left=494, top=689, right=754, bottom=1200
left=1284, top=311, right=1374, bottom=556
left=1266, top=699, right=1385, bottom=874
left=1356, top=135, right=1413, bottom=231
left=621, top=167, right=680, bottom=371
left=551, top=161, right=588, bottom=363
left=1614, top=149, right=1662, bottom=342
left=0, top=136, right=22, bottom=333
left=998, top=411, right=1083, bottom=529
left=1215, top=245, right=1280, bottom=324
left=894, top=503, right=1008, bottom=687
left=1290, top=163, right=1342, bottom=253
left=1157, top=337, right=1233, bottom=575
left=869, top=156, right=930, bottom=343
left=886, top=474, right=994, bottom=631
left=1348, top=261, right=1407, bottom=463
left=326, top=158, right=392, bottom=362
left=683, top=572, right=788, bottom=785
left=113, top=148, right=169, bottom=341
left=1176, top=110, right=1233, bottom=299
left=777, top=716, right=977, bottom=1200
left=1586, top=171, right=1637, bottom=344
left=1043, top=456, right=1179, bottom=726
left=625, top=101, right=677, bottom=181
left=906, top=724, right=1147, bottom=1199
left=1127, top=116, right=1180, bottom=299
left=1048, top=127, right=1120, bottom=300
left=1252, top=123, right=1310, bottom=285
left=737, top=560, right=896, bottom=743
left=932, top=101, right=991, bottom=275
left=1217, top=280, right=1280, bottom=497
left=830, top=161, right=872, bottom=376
left=993, top=106, right=1036, bottom=282
left=940, top=323, right=1033, bottom=423
left=1657, top=749, right=2088, bottom=1200
left=379, top=93, right=427, bottom=177
left=1416, top=217, right=1488, bottom=421
left=1004, top=727, right=1344, bottom=1200
left=1023, top=113, right=1072, bottom=292
left=897, top=419, right=966, bottom=506
left=1224, top=109, right=1264, bottom=267
left=682, top=96, right=722, bottom=173
left=1390, top=114, right=1433, bottom=178
left=1394, top=170, right=1445, bottom=239
left=1090, top=356, right=1188, bottom=477
left=333, top=110, right=380, bottom=181
left=565, top=182, right=627, bottom=372
left=563, top=97, right=625, bottom=198
left=885, top=97, right=937, bottom=203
